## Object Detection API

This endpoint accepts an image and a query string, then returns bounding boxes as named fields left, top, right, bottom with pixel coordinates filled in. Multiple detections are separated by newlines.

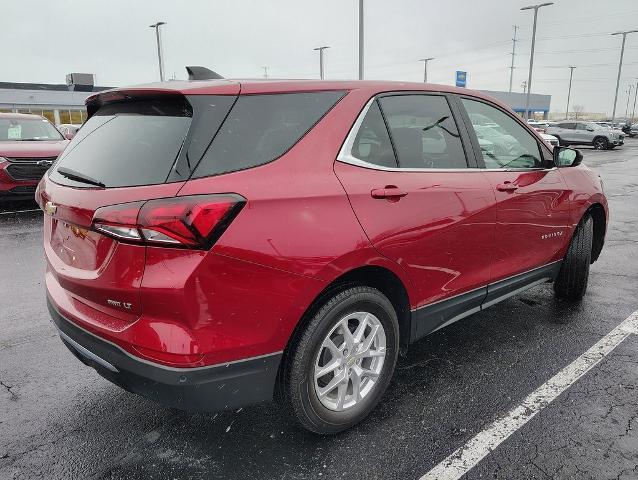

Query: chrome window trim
left=336, top=95, right=556, bottom=174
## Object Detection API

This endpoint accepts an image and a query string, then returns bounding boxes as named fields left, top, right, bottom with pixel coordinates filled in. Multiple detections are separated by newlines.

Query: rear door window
left=192, top=91, right=344, bottom=178
left=50, top=96, right=193, bottom=188
left=378, top=95, right=468, bottom=169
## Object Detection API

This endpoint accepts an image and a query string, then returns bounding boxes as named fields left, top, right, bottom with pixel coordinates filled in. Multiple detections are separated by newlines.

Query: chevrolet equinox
left=37, top=79, right=608, bottom=434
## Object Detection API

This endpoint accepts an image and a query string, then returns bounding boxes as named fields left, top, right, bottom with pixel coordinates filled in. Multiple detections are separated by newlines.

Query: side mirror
left=554, top=146, right=583, bottom=168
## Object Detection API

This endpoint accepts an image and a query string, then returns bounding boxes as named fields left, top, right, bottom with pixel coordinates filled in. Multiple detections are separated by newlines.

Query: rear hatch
left=39, top=87, right=239, bottom=326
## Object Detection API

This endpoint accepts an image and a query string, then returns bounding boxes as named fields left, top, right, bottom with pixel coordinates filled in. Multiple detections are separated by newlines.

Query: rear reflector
left=93, top=194, right=245, bottom=249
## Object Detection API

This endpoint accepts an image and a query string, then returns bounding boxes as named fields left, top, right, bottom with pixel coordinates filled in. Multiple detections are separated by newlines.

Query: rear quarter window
left=192, top=91, right=344, bottom=178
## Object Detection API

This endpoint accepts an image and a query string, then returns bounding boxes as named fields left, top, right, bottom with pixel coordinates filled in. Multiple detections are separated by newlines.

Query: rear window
left=192, top=91, right=344, bottom=178
left=50, top=97, right=192, bottom=188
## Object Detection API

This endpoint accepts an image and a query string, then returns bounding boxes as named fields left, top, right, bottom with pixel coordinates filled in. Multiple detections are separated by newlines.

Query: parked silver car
left=546, top=121, right=624, bottom=150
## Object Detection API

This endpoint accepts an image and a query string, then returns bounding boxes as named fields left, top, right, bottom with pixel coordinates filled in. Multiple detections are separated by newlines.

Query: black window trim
left=451, top=94, right=554, bottom=171
left=337, top=91, right=477, bottom=172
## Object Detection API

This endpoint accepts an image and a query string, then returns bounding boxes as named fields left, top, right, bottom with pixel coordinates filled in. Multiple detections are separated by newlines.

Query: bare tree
left=573, top=105, right=585, bottom=119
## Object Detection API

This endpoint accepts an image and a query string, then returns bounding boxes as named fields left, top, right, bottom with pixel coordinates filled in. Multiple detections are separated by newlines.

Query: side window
left=575, top=123, right=587, bottom=131
left=462, top=98, right=542, bottom=169
left=378, top=95, right=468, bottom=169
left=558, top=122, right=575, bottom=129
left=351, top=101, right=398, bottom=168
left=193, top=91, right=344, bottom=178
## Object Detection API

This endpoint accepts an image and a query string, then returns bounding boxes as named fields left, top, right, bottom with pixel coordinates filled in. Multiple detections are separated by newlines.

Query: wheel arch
left=586, top=202, right=606, bottom=262
left=274, top=264, right=413, bottom=400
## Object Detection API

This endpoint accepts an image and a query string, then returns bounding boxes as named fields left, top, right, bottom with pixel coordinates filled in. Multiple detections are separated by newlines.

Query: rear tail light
left=93, top=194, right=245, bottom=249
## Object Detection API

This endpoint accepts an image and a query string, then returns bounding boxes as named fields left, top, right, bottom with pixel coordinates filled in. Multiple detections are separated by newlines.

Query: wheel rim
left=594, top=139, right=605, bottom=149
left=313, top=311, right=387, bottom=412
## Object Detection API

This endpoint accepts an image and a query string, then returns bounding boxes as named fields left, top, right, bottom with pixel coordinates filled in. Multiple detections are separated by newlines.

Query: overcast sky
left=3, top=0, right=638, bottom=115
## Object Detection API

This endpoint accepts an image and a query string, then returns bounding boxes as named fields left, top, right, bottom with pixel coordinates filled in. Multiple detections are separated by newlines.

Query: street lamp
left=419, top=58, right=434, bottom=83
left=632, top=78, right=638, bottom=123
left=358, top=0, right=364, bottom=80
left=149, top=22, right=167, bottom=82
left=566, top=66, right=576, bottom=120
left=626, top=84, right=634, bottom=120
left=610, top=30, right=638, bottom=125
left=314, top=46, right=330, bottom=80
left=521, top=3, right=554, bottom=120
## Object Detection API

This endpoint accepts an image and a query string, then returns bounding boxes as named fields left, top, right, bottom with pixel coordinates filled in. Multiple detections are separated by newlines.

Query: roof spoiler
left=186, top=66, right=224, bottom=80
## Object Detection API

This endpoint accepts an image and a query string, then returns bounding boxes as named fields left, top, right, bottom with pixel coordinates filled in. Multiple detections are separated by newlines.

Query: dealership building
left=479, top=90, right=552, bottom=119
left=0, top=74, right=110, bottom=126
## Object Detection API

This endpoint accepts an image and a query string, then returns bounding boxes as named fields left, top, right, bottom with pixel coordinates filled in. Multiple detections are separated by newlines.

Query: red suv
left=0, top=113, right=69, bottom=200
left=38, top=80, right=607, bottom=434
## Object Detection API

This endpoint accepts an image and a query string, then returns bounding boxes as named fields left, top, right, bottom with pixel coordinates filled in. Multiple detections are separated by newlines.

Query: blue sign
left=455, top=71, right=467, bottom=88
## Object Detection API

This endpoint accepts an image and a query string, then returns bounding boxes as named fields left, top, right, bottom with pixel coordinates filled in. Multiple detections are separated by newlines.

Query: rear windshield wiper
left=56, top=167, right=106, bottom=188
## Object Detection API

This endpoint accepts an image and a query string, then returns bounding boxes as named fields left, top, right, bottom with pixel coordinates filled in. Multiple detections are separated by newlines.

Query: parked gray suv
left=546, top=121, right=624, bottom=150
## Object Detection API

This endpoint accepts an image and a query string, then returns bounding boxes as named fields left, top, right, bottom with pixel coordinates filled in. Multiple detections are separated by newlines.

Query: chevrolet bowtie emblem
left=44, top=201, right=57, bottom=216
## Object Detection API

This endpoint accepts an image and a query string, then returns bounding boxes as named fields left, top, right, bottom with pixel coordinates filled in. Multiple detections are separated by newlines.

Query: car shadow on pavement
left=0, top=199, right=38, bottom=213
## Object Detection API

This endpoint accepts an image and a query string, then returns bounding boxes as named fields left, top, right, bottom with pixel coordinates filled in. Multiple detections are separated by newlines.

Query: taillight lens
left=93, top=194, right=245, bottom=249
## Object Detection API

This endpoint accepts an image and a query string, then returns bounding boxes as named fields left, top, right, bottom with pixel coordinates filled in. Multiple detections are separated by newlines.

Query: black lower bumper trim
left=47, top=298, right=282, bottom=412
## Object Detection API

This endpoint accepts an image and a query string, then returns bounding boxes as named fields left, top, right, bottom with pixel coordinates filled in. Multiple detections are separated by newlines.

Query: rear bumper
left=48, top=297, right=282, bottom=412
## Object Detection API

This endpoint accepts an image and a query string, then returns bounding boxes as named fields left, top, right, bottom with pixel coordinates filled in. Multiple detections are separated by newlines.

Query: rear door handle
left=496, top=182, right=519, bottom=192
left=371, top=186, right=408, bottom=199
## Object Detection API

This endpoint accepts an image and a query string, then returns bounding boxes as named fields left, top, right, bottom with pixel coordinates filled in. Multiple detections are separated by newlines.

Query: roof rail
left=186, top=66, right=224, bottom=80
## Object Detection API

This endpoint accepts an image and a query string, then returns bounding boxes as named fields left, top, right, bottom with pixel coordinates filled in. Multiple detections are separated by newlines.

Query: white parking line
left=0, top=208, right=41, bottom=215
left=419, top=310, right=638, bottom=480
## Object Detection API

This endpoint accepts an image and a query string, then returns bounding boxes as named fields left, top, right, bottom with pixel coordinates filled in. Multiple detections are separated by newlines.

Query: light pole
left=566, top=66, right=576, bottom=120
left=611, top=30, right=638, bottom=125
left=314, top=46, right=330, bottom=80
left=521, top=3, right=553, bottom=120
left=419, top=58, right=434, bottom=83
left=632, top=78, right=638, bottom=122
left=626, top=84, right=634, bottom=120
left=509, top=25, right=519, bottom=92
left=262, top=66, right=269, bottom=79
left=358, top=0, right=364, bottom=80
left=149, top=22, right=167, bottom=82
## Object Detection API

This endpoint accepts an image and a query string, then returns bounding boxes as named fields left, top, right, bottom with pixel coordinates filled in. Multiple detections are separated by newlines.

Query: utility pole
left=566, top=66, right=576, bottom=120
left=149, top=22, right=167, bottom=82
left=358, top=0, right=364, bottom=80
left=262, top=66, right=269, bottom=79
left=611, top=30, right=638, bottom=125
left=419, top=58, right=434, bottom=83
left=509, top=25, right=519, bottom=92
left=521, top=3, right=554, bottom=120
left=632, top=78, right=638, bottom=122
left=521, top=80, right=527, bottom=93
left=625, top=84, right=634, bottom=119
left=314, top=46, right=330, bottom=79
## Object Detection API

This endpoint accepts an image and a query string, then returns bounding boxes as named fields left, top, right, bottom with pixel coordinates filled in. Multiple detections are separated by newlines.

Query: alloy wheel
left=313, top=311, right=386, bottom=411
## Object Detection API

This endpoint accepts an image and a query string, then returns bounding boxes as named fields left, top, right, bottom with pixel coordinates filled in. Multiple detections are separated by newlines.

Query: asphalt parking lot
left=1, top=140, right=637, bottom=480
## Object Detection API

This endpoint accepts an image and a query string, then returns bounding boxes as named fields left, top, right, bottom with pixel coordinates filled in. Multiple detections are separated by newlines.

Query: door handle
left=496, top=182, right=519, bottom=192
left=371, top=186, right=408, bottom=199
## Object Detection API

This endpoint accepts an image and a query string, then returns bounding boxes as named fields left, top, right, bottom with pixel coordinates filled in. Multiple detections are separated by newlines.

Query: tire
left=554, top=215, right=593, bottom=301
left=282, top=286, right=399, bottom=434
left=592, top=137, right=608, bottom=150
